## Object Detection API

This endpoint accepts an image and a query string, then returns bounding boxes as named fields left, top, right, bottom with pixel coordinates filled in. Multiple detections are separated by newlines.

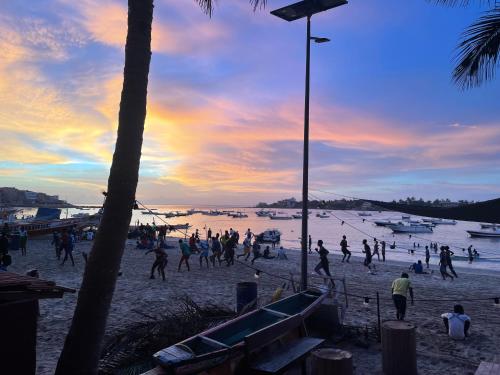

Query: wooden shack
left=0, top=271, right=75, bottom=375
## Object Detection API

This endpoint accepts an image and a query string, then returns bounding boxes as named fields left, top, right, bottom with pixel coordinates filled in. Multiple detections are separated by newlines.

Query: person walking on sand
left=314, top=240, right=332, bottom=277
left=381, top=240, right=386, bottom=262
left=340, top=235, right=351, bottom=263
left=439, top=247, right=453, bottom=281
left=391, top=272, right=414, bottom=321
left=251, top=240, right=262, bottom=264
left=61, top=230, right=75, bottom=266
left=445, top=247, right=458, bottom=278
left=207, top=227, right=212, bottom=241
left=373, top=238, right=380, bottom=261
left=237, top=237, right=252, bottom=259
left=308, top=235, right=312, bottom=254
left=210, top=233, right=222, bottom=266
left=362, top=239, right=374, bottom=274
left=425, top=246, right=430, bottom=268
left=146, top=246, right=168, bottom=280
left=467, top=245, right=474, bottom=264
left=178, top=239, right=191, bottom=271
left=198, top=239, right=210, bottom=269
left=19, top=226, right=28, bottom=256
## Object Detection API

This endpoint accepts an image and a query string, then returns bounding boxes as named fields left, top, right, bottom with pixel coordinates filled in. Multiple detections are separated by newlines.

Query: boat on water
left=255, top=209, right=271, bottom=217
left=153, top=288, right=327, bottom=374
left=292, top=213, right=302, bottom=219
left=374, top=220, right=396, bottom=227
left=422, top=218, right=457, bottom=225
left=141, top=211, right=156, bottom=215
left=201, top=210, right=223, bottom=216
left=256, top=229, right=281, bottom=243
left=229, top=212, right=248, bottom=218
left=387, top=222, right=433, bottom=234
left=467, top=228, right=500, bottom=238
left=480, top=223, right=498, bottom=229
left=269, top=213, right=293, bottom=220
left=168, top=223, right=191, bottom=230
left=358, top=212, right=372, bottom=217
left=316, top=212, right=330, bottom=218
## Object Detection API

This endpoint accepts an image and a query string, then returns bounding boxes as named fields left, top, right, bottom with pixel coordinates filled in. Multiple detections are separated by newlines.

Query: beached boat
left=387, top=222, right=433, bottom=234
left=256, top=229, right=281, bottom=243
left=467, top=228, right=500, bottom=238
left=153, top=288, right=327, bottom=374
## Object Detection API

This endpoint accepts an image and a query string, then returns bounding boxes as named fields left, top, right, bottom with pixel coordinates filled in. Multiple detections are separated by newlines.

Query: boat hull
left=467, top=230, right=500, bottom=238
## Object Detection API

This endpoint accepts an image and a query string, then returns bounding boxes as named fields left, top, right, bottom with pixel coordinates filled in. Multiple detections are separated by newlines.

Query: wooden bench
left=244, top=314, right=324, bottom=374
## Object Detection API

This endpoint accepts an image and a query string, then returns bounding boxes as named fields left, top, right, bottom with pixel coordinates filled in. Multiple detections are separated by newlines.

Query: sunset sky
left=0, top=0, right=499, bottom=205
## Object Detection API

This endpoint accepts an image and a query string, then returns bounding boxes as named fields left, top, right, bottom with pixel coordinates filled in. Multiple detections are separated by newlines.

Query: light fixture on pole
left=271, top=0, right=347, bottom=291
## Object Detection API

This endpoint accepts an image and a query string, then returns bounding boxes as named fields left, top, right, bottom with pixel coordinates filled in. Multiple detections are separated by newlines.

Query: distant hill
left=0, top=187, right=72, bottom=207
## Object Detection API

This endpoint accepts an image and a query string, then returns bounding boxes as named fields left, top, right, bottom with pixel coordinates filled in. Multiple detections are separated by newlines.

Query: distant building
left=24, top=191, right=38, bottom=202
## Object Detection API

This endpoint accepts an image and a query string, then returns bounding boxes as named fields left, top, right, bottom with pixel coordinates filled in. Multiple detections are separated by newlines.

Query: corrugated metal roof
left=0, top=271, right=75, bottom=301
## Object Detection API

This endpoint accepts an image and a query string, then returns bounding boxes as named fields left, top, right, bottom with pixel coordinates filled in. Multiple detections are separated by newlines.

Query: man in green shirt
left=391, top=272, right=414, bottom=320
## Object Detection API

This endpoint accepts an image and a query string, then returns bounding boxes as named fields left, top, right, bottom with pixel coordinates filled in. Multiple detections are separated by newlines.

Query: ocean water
left=19, top=206, right=500, bottom=271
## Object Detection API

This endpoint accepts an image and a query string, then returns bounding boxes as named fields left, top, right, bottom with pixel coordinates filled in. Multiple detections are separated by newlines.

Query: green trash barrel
left=236, top=282, right=257, bottom=313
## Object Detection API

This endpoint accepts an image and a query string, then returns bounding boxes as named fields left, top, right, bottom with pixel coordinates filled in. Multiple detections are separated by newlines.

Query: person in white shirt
left=441, top=304, right=471, bottom=340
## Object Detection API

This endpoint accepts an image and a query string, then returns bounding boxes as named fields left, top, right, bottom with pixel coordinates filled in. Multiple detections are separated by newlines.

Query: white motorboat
left=269, top=214, right=293, bottom=220
left=256, top=229, right=281, bottom=243
left=256, top=209, right=271, bottom=217
left=229, top=212, right=248, bottom=218
left=480, top=223, right=498, bottom=229
left=467, top=228, right=500, bottom=238
left=316, top=212, right=330, bottom=218
left=292, top=213, right=302, bottom=219
left=422, top=218, right=457, bottom=225
left=387, top=222, right=433, bottom=234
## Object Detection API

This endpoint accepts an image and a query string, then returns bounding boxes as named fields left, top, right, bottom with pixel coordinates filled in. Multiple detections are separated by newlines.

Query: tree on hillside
left=55, top=1, right=264, bottom=374
left=433, top=1, right=500, bottom=88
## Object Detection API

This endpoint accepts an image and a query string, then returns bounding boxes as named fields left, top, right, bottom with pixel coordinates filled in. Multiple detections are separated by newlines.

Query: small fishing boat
left=256, top=229, right=281, bottom=243
left=374, top=220, right=395, bottom=226
left=168, top=223, right=191, bottom=230
left=269, top=213, right=293, bottom=220
left=358, top=212, right=372, bottom=217
left=229, top=212, right=248, bottom=218
left=292, top=213, right=302, bottom=219
left=467, top=228, right=500, bottom=238
left=316, top=212, right=330, bottom=218
left=422, top=218, right=457, bottom=225
left=387, top=222, right=433, bottom=234
left=480, top=223, right=498, bottom=229
left=256, top=209, right=271, bottom=217
left=153, top=288, right=327, bottom=374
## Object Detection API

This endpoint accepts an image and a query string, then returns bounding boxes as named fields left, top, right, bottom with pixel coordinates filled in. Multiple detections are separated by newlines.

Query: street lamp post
left=271, top=0, right=347, bottom=291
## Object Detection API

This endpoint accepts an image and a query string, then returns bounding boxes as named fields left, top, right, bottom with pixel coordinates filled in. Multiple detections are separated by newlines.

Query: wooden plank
left=475, top=361, right=500, bottom=375
left=200, top=335, right=230, bottom=348
left=244, top=314, right=303, bottom=354
left=250, top=337, right=324, bottom=373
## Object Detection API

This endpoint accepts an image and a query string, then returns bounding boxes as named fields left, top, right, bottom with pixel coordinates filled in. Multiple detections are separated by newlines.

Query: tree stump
left=311, top=348, right=353, bottom=375
left=381, top=320, right=417, bottom=375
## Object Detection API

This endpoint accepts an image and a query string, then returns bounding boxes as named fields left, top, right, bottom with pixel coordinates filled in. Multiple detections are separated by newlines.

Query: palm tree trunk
left=55, top=1, right=153, bottom=374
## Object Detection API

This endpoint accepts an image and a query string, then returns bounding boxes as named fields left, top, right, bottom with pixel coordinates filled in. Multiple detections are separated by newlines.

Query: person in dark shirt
left=439, top=247, right=454, bottom=281
left=263, top=245, right=275, bottom=260
left=308, top=235, right=312, bottom=254
left=210, top=233, right=222, bottom=266
left=0, top=233, right=9, bottom=256
left=340, top=235, right=351, bottom=263
left=381, top=240, right=386, bottom=262
left=445, top=247, right=458, bottom=278
left=362, top=239, right=374, bottom=274
left=314, top=240, right=331, bottom=277
left=251, top=241, right=262, bottom=264
left=425, top=246, right=430, bottom=268
left=146, top=247, right=168, bottom=280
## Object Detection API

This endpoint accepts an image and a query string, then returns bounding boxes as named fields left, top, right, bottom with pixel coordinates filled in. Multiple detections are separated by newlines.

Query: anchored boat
left=153, top=288, right=327, bottom=374
left=387, top=222, right=433, bottom=234
left=467, top=228, right=500, bottom=238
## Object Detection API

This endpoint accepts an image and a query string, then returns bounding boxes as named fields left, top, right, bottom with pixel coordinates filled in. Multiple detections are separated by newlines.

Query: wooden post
left=311, top=348, right=353, bottom=375
left=381, top=320, right=417, bottom=375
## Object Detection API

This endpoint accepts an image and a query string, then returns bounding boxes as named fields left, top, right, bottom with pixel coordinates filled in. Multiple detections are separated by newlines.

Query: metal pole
left=301, top=15, right=311, bottom=291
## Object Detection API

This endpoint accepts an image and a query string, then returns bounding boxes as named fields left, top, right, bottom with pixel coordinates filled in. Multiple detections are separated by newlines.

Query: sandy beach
left=8, top=236, right=500, bottom=375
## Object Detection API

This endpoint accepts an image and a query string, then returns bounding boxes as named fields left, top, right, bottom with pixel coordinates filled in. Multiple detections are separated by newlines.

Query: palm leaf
left=427, top=0, right=494, bottom=6
left=453, top=8, right=500, bottom=88
left=195, top=0, right=266, bottom=16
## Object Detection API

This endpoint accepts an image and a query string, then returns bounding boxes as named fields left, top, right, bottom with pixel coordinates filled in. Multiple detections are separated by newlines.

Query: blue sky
left=0, top=0, right=499, bottom=204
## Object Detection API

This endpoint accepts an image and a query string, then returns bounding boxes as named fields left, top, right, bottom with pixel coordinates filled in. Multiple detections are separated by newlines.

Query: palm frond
left=453, top=8, right=500, bottom=88
left=195, top=0, right=266, bottom=16
left=427, top=0, right=494, bottom=6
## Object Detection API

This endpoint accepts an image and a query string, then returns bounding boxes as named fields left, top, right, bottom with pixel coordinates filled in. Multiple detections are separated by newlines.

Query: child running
left=340, top=235, right=351, bottom=263
left=314, top=240, right=332, bottom=277
left=362, top=239, right=375, bottom=274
